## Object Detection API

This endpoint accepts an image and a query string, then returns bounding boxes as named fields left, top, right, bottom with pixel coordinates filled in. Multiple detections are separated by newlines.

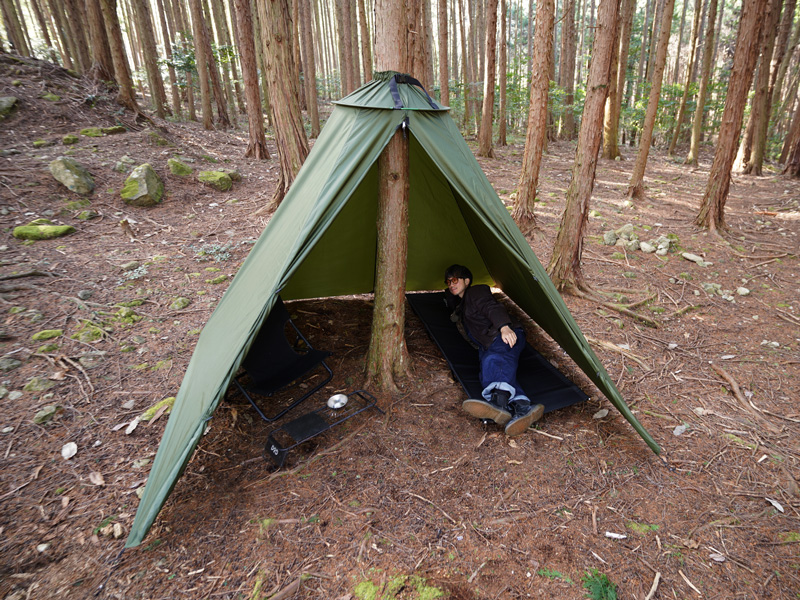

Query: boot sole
left=462, top=399, right=512, bottom=425
left=504, top=403, right=545, bottom=437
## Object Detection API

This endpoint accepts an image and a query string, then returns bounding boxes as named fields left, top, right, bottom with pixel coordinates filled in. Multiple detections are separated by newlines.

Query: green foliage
left=537, top=567, right=574, bottom=584
left=582, top=569, right=617, bottom=600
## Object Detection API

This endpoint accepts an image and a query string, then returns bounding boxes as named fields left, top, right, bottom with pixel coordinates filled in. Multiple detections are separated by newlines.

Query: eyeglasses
left=445, top=277, right=461, bottom=285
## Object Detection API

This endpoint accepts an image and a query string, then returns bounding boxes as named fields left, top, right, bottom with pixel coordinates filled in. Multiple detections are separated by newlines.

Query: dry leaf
left=148, top=404, right=169, bottom=424
left=766, top=497, right=784, bottom=513
left=125, top=417, right=140, bottom=435
left=61, top=496, right=69, bottom=508
left=88, top=471, right=105, bottom=486
left=61, top=442, right=77, bottom=460
left=507, top=439, right=519, bottom=448
left=49, top=371, right=67, bottom=381
left=507, top=460, right=523, bottom=465
left=593, top=409, right=609, bottom=419
left=112, top=422, right=128, bottom=432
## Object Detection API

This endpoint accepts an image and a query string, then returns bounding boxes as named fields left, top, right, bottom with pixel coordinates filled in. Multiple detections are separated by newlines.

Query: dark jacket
left=445, top=284, right=512, bottom=350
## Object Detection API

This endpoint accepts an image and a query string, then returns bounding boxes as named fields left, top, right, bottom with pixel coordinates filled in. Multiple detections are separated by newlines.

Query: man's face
left=447, top=276, right=469, bottom=298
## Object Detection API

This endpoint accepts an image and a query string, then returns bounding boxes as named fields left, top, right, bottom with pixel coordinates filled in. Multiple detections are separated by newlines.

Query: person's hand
left=500, top=325, right=516, bottom=348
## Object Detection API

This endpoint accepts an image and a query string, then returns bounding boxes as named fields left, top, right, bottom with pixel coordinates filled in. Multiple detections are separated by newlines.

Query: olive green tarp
left=126, top=74, right=660, bottom=549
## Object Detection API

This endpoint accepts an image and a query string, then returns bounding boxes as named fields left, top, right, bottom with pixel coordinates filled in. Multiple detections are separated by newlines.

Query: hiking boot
left=462, top=399, right=512, bottom=425
left=490, top=388, right=511, bottom=410
left=504, top=402, right=544, bottom=437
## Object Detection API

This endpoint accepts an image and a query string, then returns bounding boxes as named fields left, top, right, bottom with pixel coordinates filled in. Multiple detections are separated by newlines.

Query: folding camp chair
left=234, top=297, right=333, bottom=422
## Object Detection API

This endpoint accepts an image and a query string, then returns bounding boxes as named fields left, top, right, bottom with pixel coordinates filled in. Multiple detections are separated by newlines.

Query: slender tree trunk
left=190, top=0, right=216, bottom=128
left=233, top=0, right=269, bottom=157
left=29, top=0, right=60, bottom=63
left=131, top=0, right=170, bottom=118
left=437, top=0, right=449, bottom=105
left=365, top=1, right=412, bottom=393
left=47, top=0, right=74, bottom=70
left=477, top=0, right=499, bottom=157
left=210, top=0, right=240, bottom=124
left=63, top=0, right=90, bottom=71
left=601, top=8, right=621, bottom=158
left=667, top=0, right=702, bottom=155
left=748, top=0, right=793, bottom=173
left=559, top=0, right=577, bottom=139
left=626, top=0, right=675, bottom=200
left=686, top=0, right=717, bottom=164
left=99, top=0, right=141, bottom=113
left=696, top=0, right=767, bottom=232
left=782, top=98, right=800, bottom=174
left=299, top=0, right=320, bottom=136
left=603, top=0, right=634, bottom=159
left=672, top=0, right=688, bottom=84
left=0, top=0, right=30, bottom=55
left=548, top=0, right=620, bottom=292
left=773, top=2, right=800, bottom=120
left=86, top=0, right=115, bottom=81
left=357, top=0, right=372, bottom=82
left=336, top=0, right=353, bottom=94
left=258, top=0, right=309, bottom=204
left=155, top=0, right=182, bottom=117
left=512, top=0, right=554, bottom=230
left=497, top=0, right=507, bottom=145
left=635, top=0, right=652, bottom=100
left=458, top=0, right=471, bottom=131
left=203, top=0, right=232, bottom=127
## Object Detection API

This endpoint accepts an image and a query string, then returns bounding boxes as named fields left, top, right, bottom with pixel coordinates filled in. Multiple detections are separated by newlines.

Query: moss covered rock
left=49, top=156, right=94, bottom=195
left=31, top=329, right=63, bottom=341
left=0, top=96, right=18, bottom=120
left=121, top=163, right=164, bottom=207
left=13, top=222, right=76, bottom=240
left=80, top=127, right=103, bottom=137
left=102, top=125, right=126, bottom=135
left=62, top=134, right=79, bottom=145
left=167, top=157, right=192, bottom=176
left=198, top=170, right=232, bottom=191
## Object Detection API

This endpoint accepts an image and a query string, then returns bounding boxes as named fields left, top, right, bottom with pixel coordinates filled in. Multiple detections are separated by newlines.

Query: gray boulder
left=0, top=96, right=19, bottom=119
left=121, top=164, right=164, bottom=207
left=49, top=157, right=94, bottom=195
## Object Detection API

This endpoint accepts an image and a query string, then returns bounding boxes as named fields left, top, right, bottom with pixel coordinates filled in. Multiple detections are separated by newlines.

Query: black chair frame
left=234, top=298, right=333, bottom=423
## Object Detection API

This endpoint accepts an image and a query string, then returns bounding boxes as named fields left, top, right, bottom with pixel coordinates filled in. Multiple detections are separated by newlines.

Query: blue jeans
left=474, top=327, right=529, bottom=405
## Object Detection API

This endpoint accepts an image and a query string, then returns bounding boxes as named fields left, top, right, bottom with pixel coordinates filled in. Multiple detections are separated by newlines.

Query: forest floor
left=1, top=55, right=799, bottom=600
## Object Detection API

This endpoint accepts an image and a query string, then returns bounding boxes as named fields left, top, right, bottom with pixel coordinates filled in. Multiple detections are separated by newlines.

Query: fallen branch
left=709, top=363, right=780, bottom=434
left=679, top=569, right=702, bottom=596
left=599, top=301, right=659, bottom=328
left=0, top=270, right=55, bottom=281
left=404, top=491, right=456, bottom=524
left=585, top=336, right=651, bottom=371
left=643, top=572, right=661, bottom=600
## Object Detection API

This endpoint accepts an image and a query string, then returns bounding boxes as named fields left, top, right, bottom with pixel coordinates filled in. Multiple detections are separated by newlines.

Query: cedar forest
left=0, top=0, right=799, bottom=598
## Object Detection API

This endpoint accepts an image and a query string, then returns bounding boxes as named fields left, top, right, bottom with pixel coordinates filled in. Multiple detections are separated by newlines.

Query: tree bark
left=512, top=0, right=554, bottom=230
left=63, top=0, right=90, bottom=71
left=695, top=0, right=768, bottom=232
left=357, top=0, right=372, bottom=82
left=548, top=0, right=620, bottom=292
left=601, top=7, right=622, bottom=158
left=672, top=0, right=688, bottom=84
left=686, top=0, right=718, bottom=165
left=477, top=0, right=498, bottom=157
left=233, top=0, right=270, bottom=157
left=29, top=0, right=60, bottom=63
left=667, top=0, right=702, bottom=156
left=746, top=0, right=790, bottom=173
left=458, top=0, right=471, bottom=131
left=365, top=0, right=412, bottom=393
left=299, top=0, right=321, bottom=137
left=626, top=0, right=675, bottom=200
left=47, top=0, right=74, bottom=70
left=602, top=0, right=634, bottom=159
left=497, top=0, right=507, bottom=146
left=155, top=0, right=182, bottom=117
left=335, top=0, right=354, bottom=94
left=0, top=0, right=30, bottom=56
left=437, top=0, right=449, bottom=105
left=99, top=0, right=141, bottom=113
left=86, top=0, right=115, bottom=81
left=190, top=0, right=216, bottom=128
left=131, top=0, right=170, bottom=118
left=258, top=0, right=309, bottom=204
left=559, top=0, right=577, bottom=139
left=783, top=98, right=800, bottom=175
